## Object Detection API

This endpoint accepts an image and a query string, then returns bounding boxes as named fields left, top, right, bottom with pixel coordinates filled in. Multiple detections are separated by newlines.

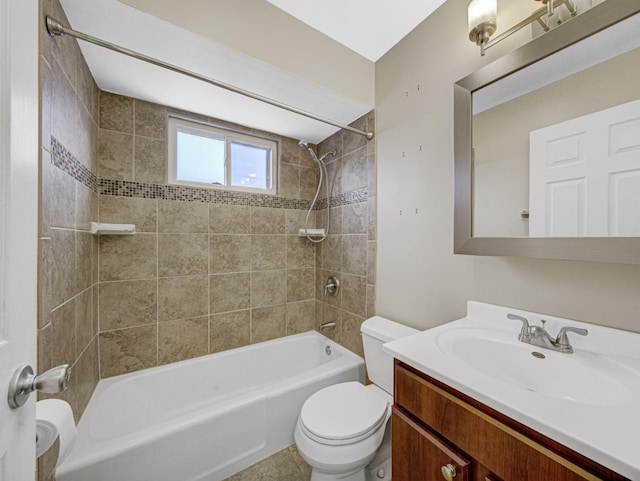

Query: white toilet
left=295, top=316, right=418, bottom=481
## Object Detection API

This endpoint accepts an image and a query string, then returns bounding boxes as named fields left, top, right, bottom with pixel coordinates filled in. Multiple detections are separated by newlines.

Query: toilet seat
left=299, top=382, right=390, bottom=446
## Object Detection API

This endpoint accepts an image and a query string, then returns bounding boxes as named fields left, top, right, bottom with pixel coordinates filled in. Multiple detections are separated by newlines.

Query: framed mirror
left=454, top=0, right=640, bottom=264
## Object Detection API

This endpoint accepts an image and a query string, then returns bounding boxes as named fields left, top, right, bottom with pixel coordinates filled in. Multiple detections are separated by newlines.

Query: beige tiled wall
left=96, top=93, right=321, bottom=377
left=314, top=112, right=377, bottom=358
left=37, top=2, right=376, bottom=479
left=38, top=0, right=101, bottom=479
left=39, top=0, right=376, bottom=442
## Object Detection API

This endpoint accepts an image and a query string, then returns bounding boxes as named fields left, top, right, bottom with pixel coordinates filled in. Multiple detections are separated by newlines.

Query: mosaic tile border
left=51, top=137, right=98, bottom=192
left=99, top=179, right=315, bottom=209
left=316, top=188, right=368, bottom=210
left=52, top=136, right=368, bottom=210
left=99, top=179, right=368, bottom=210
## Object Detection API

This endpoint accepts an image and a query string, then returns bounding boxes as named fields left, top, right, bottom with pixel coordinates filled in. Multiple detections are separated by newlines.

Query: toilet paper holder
left=36, top=398, right=77, bottom=465
left=7, top=364, right=71, bottom=409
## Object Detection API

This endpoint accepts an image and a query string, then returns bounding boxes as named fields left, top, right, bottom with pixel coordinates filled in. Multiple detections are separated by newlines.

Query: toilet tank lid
left=361, top=316, right=418, bottom=342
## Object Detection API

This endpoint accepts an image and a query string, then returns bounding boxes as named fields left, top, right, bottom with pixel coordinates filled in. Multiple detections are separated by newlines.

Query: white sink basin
left=434, top=327, right=637, bottom=407
left=383, top=301, right=640, bottom=480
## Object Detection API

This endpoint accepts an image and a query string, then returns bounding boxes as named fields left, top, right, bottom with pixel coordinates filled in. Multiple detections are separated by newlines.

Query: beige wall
left=119, top=0, right=374, bottom=107
left=40, top=0, right=376, bottom=407
left=473, top=48, right=640, bottom=237
left=314, top=113, right=377, bottom=357
left=39, top=0, right=100, bottom=419
left=38, top=0, right=101, bottom=478
left=375, top=0, right=640, bottom=333
left=38, top=4, right=375, bottom=471
left=96, top=93, right=321, bottom=377
left=94, top=93, right=376, bottom=377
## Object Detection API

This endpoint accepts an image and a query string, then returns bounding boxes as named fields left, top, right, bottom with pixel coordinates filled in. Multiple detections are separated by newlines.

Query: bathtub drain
left=325, top=345, right=332, bottom=356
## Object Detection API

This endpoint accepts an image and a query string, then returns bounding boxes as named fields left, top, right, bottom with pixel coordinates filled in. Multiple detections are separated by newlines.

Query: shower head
left=298, top=140, right=311, bottom=151
left=299, top=140, right=321, bottom=164
left=299, top=139, right=335, bottom=163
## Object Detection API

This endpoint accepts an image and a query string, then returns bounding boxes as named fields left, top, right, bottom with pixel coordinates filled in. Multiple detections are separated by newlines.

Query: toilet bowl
left=295, top=317, right=418, bottom=481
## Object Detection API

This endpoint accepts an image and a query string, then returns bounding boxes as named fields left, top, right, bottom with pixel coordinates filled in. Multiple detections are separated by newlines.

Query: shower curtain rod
left=45, top=16, right=374, bottom=140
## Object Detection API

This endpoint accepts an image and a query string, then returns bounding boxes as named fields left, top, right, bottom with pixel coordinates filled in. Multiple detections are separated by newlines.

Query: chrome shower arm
left=45, top=17, right=374, bottom=140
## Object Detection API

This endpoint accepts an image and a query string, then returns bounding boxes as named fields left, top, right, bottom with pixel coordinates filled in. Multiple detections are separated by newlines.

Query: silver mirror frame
left=454, top=0, right=640, bottom=264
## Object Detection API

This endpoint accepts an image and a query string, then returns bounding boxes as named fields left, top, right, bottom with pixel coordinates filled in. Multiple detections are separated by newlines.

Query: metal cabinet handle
left=7, top=364, right=71, bottom=409
left=441, top=463, right=457, bottom=481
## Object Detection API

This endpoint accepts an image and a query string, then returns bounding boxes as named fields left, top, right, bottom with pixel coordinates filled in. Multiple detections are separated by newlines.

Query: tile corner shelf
left=298, top=228, right=326, bottom=238
left=90, top=222, right=136, bottom=236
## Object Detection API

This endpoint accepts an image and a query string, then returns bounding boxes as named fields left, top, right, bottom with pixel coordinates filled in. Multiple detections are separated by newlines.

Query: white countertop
left=383, top=301, right=640, bottom=480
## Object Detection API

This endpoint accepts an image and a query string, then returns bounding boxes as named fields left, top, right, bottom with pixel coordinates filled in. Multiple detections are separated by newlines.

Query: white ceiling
left=58, top=0, right=443, bottom=142
left=265, top=0, right=447, bottom=61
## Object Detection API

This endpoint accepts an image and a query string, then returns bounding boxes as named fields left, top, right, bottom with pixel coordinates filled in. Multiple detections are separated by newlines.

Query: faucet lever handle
left=555, top=326, right=588, bottom=348
left=507, top=313, right=530, bottom=340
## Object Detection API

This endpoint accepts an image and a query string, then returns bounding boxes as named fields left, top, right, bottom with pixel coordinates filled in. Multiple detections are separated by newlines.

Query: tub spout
left=319, top=322, right=336, bottom=331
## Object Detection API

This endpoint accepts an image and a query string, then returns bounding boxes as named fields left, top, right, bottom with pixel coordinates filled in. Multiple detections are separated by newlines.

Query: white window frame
left=167, top=116, right=279, bottom=195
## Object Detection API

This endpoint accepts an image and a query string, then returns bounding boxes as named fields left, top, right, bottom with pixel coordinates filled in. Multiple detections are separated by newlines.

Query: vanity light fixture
left=468, top=0, right=497, bottom=55
left=468, top=0, right=577, bottom=56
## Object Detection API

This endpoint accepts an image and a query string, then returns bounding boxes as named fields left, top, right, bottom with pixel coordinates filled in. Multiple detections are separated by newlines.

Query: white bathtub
left=57, top=331, right=365, bottom=481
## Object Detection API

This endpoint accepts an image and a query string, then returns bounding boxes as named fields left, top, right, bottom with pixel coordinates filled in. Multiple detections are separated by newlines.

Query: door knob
left=7, top=364, right=71, bottom=409
left=441, top=464, right=457, bottom=481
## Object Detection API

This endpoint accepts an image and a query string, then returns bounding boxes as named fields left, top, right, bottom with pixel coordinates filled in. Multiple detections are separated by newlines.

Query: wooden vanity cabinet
left=392, top=361, right=629, bottom=481
left=393, top=408, right=471, bottom=481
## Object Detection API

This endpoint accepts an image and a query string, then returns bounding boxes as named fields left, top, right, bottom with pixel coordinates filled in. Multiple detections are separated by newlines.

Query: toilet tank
left=360, top=316, right=418, bottom=395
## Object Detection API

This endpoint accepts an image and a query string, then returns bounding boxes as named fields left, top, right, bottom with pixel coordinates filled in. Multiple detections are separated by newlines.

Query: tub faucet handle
left=324, top=276, right=340, bottom=297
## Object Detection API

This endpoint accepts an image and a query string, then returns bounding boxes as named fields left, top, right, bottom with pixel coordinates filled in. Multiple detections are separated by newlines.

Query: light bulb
left=468, top=0, right=497, bottom=46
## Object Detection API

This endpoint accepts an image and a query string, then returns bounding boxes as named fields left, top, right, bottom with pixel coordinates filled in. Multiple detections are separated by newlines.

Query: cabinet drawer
left=393, top=408, right=470, bottom=481
left=394, top=362, right=612, bottom=481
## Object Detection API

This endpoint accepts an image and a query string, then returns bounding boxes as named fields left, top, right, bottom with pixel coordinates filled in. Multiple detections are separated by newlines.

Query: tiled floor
left=229, top=445, right=312, bottom=481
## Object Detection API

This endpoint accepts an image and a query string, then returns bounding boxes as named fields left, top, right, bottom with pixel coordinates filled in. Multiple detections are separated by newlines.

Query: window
left=168, top=117, right=278, bottom=194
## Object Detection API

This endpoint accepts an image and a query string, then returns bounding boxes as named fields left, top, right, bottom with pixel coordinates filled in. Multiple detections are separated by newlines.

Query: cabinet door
left=393, top=408, right=471, bottom=481
left=394, top=363, right=619, bottom=481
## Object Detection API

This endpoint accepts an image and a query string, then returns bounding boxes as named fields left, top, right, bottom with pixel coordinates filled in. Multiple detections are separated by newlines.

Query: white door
left=529, top=99, right=640, bottom=236
left=0, top=0, right=40, bottom=480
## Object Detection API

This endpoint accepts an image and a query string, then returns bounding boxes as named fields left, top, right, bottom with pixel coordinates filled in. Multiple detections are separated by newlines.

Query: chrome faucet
left=507, top=313, right=588, bottom=353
